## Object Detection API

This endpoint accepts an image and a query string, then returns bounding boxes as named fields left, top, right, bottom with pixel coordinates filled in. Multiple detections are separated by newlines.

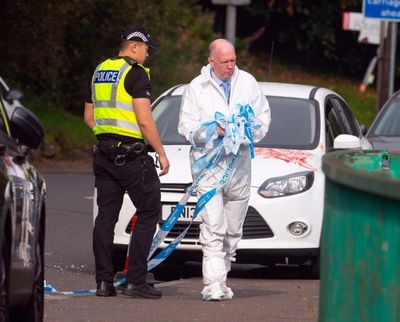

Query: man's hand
left=158, top=153, right=170, bottom=176
left=133, top=98, right=169, bottom=176
left=216, top=126, right=225, bottom=136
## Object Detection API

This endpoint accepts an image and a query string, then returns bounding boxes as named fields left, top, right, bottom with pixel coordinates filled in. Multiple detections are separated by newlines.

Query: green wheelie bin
left=319, top=150, right=400, bottom=322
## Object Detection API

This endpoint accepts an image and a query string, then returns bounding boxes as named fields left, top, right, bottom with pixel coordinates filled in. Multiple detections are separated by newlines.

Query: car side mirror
left=333, top=134, right=362, bottom=149
left=6, top=89, right=24, bottom=102
left=9, top=105, right=44, bottom=150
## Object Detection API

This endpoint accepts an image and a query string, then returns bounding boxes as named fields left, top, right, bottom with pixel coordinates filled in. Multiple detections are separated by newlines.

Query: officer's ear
left=128, top=42, right=136, bottom=54
left=130, top=41, right=141, bottom=54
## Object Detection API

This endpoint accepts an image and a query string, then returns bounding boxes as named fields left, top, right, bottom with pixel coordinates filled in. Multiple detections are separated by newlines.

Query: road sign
left=342, top=12, right=380, bottom=44
left=363, top=0, right=400, bottom=21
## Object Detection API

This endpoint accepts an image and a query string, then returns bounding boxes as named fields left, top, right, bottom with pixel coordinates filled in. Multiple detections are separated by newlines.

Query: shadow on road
left=113, top=246, right=319, bottom=283
left=151, top=260, right=319, bottom=282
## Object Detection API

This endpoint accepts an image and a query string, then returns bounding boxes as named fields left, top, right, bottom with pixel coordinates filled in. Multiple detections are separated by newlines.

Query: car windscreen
left=152, top=95, right=318, bottom=149
left=257, top=96, right=318, bottom=149
left=370, top=96, right=400, bottom=136
left=153, top=95, right=188, bottom=144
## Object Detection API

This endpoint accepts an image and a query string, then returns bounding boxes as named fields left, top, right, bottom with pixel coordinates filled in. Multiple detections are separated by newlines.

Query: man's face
left=208, top=46, right=236, bottom=81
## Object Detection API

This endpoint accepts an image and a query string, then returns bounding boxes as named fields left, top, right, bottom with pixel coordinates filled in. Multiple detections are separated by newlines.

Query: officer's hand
left=158, top=154, right=170, bottom=176
left=216, top=126, right=225, bottom=136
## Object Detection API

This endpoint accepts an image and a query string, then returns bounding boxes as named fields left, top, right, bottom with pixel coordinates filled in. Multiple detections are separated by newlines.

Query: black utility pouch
left=141, top=155, right=161, bottom=193
left=98, top=144, right=120, bottom=163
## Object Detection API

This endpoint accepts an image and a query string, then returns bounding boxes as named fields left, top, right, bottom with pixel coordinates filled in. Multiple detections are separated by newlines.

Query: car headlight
left=257, top=171, right=314, bottom=198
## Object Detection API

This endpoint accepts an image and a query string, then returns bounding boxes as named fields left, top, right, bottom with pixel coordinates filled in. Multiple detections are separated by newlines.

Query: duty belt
left=113, top=142, right=145, bottom=166
left=97, top=140, right=146, bottom=166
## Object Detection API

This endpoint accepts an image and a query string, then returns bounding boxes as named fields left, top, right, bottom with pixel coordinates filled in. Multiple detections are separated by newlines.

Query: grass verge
left=28, top=97, right=95, bottom=160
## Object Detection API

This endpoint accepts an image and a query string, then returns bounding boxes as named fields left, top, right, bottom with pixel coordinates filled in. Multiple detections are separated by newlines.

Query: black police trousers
left=92, top=145, right=161, bottom=285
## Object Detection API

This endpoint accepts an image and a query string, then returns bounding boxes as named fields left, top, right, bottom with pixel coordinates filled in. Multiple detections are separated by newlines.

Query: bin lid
left=322, top=150, right=400, bottom=201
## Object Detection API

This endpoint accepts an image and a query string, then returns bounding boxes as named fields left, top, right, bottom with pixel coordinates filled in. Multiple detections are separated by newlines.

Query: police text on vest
left=93, top=70, right=120, bottom=83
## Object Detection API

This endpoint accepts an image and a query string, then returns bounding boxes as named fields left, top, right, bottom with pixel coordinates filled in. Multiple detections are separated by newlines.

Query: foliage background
left=241, top=0, right=378, bottom=77
left=0, top=0, right=216, bottom=112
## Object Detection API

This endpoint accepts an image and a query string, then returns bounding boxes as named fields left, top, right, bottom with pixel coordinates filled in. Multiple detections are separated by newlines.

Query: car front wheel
left=310, top=255, right=320, bottom=279
left=11, top=217, right=45, bottom=322
left=0, top=235, right=10, bottom=322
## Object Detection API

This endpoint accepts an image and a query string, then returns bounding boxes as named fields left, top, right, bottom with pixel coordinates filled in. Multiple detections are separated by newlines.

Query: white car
left=94, top=82, right=371, bottom=276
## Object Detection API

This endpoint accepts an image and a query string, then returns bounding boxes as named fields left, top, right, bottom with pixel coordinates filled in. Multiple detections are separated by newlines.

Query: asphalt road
left=41, top=168, right=319, bottom=322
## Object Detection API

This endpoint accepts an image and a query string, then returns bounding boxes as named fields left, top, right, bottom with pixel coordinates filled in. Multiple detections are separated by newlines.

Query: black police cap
left=121, top=25, right=160, bottom=49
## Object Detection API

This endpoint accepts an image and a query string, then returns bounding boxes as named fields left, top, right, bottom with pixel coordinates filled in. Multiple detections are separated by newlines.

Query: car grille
left=165, top=222, right=201, bottom=241
left=242, top=207, right=274, bottom=239
left=125, top=206, right=274, bottom=240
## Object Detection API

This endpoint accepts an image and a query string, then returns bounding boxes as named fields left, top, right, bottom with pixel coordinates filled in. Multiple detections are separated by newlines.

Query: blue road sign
left=363, top=0, right=400, bottom=21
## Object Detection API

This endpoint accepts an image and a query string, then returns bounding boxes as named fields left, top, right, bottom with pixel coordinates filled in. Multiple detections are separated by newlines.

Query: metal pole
left=225, top=4, right=236, bottom=44
left=376, top=21, right=391, bottom=112
left=389, top=22, right=398, bottom=96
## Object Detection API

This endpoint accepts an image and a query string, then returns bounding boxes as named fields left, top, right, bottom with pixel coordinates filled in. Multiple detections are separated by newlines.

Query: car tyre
left=0, top=235, right=10, bottom=322
left=162, top=251, right=187, bottom=266
left=310, top=255, right=320, bottom=279
left=11, top=218, right=44, bottom=322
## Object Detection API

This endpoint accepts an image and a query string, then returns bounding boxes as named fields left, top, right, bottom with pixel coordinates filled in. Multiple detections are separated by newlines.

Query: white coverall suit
left=178, top=64, right=271, bottom=300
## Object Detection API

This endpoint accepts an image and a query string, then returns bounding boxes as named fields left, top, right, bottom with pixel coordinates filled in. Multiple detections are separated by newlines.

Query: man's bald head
left=208, top=39, right=236, bottom=81
left=208, top=39, right=235, bottom=59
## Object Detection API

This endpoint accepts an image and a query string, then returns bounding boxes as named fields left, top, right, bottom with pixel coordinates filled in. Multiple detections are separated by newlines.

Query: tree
left=0, top=0, right=216, bottom=112
left=242, top=0, right=377, bottom=77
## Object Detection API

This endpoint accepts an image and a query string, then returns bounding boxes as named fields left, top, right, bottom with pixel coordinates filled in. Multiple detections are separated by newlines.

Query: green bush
left=0, top=0, right=216, bottom=113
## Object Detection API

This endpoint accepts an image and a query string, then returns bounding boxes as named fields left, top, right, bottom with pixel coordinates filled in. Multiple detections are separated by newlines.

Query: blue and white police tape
left=44, top=277, right=126, bottom=296
left=147, top=104, right=258, bottom=268
left=147, top=138, right=225, bottom=259
left=216, top=104, right=260, bottom=158
left=147, top=155, right=236, bottom=270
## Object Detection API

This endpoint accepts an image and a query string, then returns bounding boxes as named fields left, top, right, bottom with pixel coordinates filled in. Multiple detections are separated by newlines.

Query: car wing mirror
left=9, top=105, right=44, bottom=150
left=6, top=89, right=24, bottom=102
left=333, top=134, right=361, bottom=149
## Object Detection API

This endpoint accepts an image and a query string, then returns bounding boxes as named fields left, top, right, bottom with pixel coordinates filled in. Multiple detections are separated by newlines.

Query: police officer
left=84, top=25, right=170, bottom=299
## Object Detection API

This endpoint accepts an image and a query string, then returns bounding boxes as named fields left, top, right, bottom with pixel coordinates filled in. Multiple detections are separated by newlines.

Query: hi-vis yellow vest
left=91, top=58, right=150, bottom=138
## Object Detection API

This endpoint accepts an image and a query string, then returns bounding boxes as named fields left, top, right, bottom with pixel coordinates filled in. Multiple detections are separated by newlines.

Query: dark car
left=0, top=76, right=46, bottom=322
left=366, top=90, right=400, bottom=151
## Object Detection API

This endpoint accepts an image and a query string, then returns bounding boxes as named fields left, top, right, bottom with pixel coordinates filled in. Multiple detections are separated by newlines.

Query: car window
left=153, top=96, right=188, bottom=145
left=0, top=92, right=10, bottom=135
left=325, top=107, right=342, bottom=149
left=370, top=97, right=400, bottom=136
left=327, top=97, right=360, bottom=136
left=153, top=95, right=319, bottom=149
left=325, top=96, right=361, bottom=150
left=257, top=96, right=319, bottom=149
